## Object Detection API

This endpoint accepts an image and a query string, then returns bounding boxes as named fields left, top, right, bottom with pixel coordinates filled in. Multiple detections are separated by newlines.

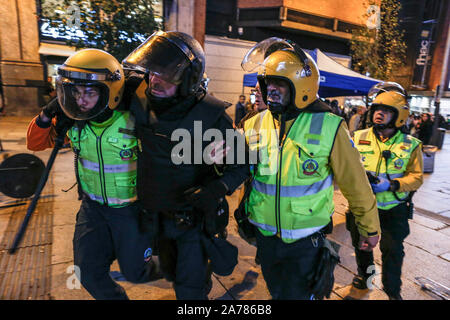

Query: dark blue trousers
left=159, top=217, right=209, bottom=300
left=255, top=229, right=324, bottom=300
left=346, top=202, right=410, bottom=296
left=73, top=198, right=155, bottom=300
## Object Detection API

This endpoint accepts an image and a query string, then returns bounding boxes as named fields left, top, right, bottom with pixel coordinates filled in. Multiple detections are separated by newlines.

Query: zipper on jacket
left=88, top=124, right=108, bottom=205
left=274, top=115, right=293, bottom=237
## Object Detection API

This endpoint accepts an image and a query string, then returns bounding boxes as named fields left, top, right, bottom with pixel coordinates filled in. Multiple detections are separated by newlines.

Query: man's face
left=372, top=106, right=394, bottom=126
left=149, top=73, right=178, bottom=98
left=266, top=78, right=290, bottom=107
left=72, top=86, right=100, bottom=112
left=254, top=84, right=267, bottom=111
left=239, top=96, right=246, bottom=104
left=357, top=107, right=366, bottom=115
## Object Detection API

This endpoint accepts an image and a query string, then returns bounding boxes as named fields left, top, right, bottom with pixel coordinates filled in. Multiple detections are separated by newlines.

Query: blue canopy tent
left=243, top=48, right=381, bottom=98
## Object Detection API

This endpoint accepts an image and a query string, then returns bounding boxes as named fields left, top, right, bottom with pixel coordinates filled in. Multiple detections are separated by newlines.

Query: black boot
left=352, top=275, right=371, bottom=290
left=386, top=292, right=403, bottom=300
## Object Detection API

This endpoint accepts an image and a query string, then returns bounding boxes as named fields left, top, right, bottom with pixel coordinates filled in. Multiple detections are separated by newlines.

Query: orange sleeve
left=26, top=116, right=69, bottom=151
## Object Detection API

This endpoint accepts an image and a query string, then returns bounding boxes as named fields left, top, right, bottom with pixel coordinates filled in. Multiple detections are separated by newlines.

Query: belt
left=161, top=209, right=195, bottom=219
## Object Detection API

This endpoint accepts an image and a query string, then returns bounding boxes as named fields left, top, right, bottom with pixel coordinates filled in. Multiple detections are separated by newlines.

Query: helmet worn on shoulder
left=56, top=49, right=124, bottom=120
left=123, top=31, right=205, bottom=97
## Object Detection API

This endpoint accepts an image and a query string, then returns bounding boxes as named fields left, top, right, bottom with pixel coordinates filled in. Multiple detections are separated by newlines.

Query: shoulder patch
left=358, top=140, right=371, bottom=145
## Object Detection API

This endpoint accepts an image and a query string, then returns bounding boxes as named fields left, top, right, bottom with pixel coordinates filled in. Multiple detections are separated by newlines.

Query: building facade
left=0, top=0, right=45, bottom=116
left=0, top=0, right=164, bottom=116
left=1, top=0, right=448, bottom=117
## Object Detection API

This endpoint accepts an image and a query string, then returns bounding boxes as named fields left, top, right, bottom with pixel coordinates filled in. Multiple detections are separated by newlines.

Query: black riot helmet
left=122, top=31, right=205, bottom=98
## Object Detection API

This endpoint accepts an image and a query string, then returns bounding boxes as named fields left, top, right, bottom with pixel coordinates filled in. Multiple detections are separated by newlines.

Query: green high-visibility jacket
left=244, top=110, right=342, bottom=243
left=354, top=128, right=421, bottom=210
left=68, top=110, right=138, bottom=207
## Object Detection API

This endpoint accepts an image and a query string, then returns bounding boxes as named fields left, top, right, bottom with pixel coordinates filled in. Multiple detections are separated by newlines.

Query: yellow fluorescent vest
left=68, top=111, right=138, bottom=208
left=354, top=128, right=421, bottom=210
left=244, top=110, right=342, bottom=243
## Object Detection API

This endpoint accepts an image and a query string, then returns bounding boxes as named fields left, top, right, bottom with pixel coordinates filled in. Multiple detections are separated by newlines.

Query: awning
left=38, top=43, right=77, bottom=57
left=243, top=48, right=381, bottom=98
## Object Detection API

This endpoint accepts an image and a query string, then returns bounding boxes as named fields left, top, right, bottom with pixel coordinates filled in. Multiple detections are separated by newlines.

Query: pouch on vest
left=203, top=199, right=229, bottom=238
left=307, top=238, right=341, bottom=300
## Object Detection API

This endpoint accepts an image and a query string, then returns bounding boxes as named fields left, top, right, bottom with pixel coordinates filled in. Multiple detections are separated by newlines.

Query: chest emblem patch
left=120, top=149, right=133, bottom=161
left=303, top=159, right=319, bottom=176
left=394, top=158, right=404, bottom=169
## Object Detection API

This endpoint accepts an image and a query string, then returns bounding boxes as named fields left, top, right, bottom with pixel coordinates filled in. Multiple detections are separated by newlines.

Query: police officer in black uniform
left=122, top=31, right=249, bottom=300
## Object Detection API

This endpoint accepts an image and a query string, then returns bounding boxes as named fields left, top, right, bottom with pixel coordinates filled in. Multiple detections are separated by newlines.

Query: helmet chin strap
left=267, top=101, right=286, bottom=115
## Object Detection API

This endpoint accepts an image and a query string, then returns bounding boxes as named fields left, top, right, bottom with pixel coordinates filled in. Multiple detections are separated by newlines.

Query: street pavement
left=0, top=116, right=449, bottom=300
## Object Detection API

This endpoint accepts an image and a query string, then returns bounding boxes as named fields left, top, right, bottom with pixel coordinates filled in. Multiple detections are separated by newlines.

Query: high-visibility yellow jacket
left=27, top=111, right=138, bottom=207
left=244, top=109, right=380, bottom=243
left=354, top=127, right=423, bottom=210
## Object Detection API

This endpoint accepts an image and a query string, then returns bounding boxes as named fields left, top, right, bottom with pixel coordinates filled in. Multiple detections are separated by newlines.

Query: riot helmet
left=367, top=81, right=407, bottom=105
left=123, top=31, right=205, bottom=98
left=369, top=90, right=409, bottom=129
left=56, top=49, right=124, bottom=121
left=241, top=37, right=319, bottom=113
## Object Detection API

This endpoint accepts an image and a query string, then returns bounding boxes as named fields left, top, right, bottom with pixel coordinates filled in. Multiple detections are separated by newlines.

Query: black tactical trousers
left=158, top=216, right=209, bottom=300
left=255, top=228, right=324, bottom=300
left=346, top=202, right=410, bottom=296
left=73, top=197, right=155, bottom=300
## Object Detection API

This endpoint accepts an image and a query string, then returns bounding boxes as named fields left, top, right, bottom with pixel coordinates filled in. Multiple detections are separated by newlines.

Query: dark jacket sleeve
left=215, top=112, right=251, bottom=194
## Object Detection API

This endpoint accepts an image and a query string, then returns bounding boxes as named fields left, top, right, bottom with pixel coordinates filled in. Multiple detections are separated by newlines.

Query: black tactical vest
left=134, top=94, right=227, bottom=212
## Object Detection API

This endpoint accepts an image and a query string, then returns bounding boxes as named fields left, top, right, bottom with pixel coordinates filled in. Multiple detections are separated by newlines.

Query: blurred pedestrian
left=237, top=82, right=267, bottom=128
left=348, top=104, right=367, bottom=137
left=404, top=114, right=415, bottom=134
left=234, top=94, right=247, bottom=126
left=245, top=97, right=254, bottom=113
left=418, top=113, right=433, bottom=145
left=330, top=99, right=343, bottom=117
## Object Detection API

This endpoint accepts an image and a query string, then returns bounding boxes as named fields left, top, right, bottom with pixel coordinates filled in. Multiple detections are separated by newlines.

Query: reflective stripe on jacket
left=244, top=110, right=342, bottom=243
left=68, top=111, right=138, bottom=207
left=354, top=128, right=421, bottom=210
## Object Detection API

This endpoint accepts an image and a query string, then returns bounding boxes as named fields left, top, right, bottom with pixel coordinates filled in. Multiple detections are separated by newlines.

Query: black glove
left=307, top=239, right=341, bottom=300
left=184, top=180, right=228, bottom=236
left=184, top=180, right=228, bottom=215
left=54, top=112, right=75, bottom=136
left=42, top=98, right=60, bottom=119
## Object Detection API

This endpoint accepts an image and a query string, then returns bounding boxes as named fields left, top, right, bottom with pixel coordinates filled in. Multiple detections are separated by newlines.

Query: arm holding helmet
left=27, top=98, right=71, bottom=151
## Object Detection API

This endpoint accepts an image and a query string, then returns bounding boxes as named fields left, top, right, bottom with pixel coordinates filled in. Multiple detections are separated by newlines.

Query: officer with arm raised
left=27, top=49, right=161, bottom=299
left=240, top=37, right=381, bottom=300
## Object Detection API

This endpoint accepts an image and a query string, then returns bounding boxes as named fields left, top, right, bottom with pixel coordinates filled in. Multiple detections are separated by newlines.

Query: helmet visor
left=241, top=37, right=294, bottom=72
left=367, top=81, right=406, bottom=104
left=56, top=77, right=109, bottom=120
left=122, top=33, right=191, bottom=85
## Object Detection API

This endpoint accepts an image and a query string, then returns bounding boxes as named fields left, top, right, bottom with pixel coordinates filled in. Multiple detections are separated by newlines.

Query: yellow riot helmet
left=367, top=81, right=407, bottom=105
left=56, top=49, right=124, bottom=120
left=241, top=37, right=319, bottom=110
left=370, top=90, right=409, bottom=128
